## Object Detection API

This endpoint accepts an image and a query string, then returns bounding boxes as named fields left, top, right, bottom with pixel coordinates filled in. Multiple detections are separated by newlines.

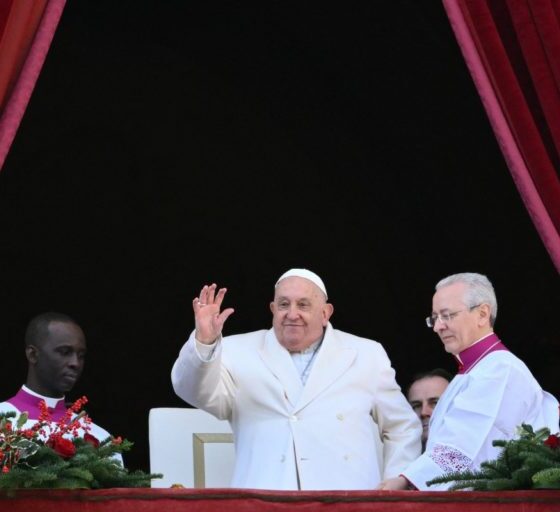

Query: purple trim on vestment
left=6, top=387, right=66, bottom=421
left=455, top=333, right=508, bottom=374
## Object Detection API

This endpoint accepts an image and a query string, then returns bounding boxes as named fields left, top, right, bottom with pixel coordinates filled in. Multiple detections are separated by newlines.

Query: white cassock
left=403, top=334, right=559, bottom=490
left=171, top=322, right=422, bottom=490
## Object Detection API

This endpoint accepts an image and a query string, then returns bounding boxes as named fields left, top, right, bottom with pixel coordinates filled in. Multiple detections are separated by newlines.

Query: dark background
left=0, top=2, right=558, bottom=472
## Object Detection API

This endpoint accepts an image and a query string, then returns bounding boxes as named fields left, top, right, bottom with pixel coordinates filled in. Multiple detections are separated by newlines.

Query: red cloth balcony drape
left=2, top=488, right=560, bottom=512
left=0, top=0, right=66, bottom=172
left=443, top=0, right=560, bottom=273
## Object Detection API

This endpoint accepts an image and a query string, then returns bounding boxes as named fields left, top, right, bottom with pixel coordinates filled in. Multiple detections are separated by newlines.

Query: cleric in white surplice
left=171, top=268, right=421, bottom=490
left=379, top=272, right=559, bottom=491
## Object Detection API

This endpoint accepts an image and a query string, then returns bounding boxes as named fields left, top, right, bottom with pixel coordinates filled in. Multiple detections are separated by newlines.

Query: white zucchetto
left=275, top=268, right=328, bottom=299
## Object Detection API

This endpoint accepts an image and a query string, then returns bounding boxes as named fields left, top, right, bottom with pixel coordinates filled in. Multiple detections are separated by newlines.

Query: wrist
left=399, top=474, right=417, bottom=490
left=195, top=337, right=216, bottom=345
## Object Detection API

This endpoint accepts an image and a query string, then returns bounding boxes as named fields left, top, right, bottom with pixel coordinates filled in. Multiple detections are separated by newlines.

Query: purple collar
left=454, top=333, right=508, bottom=374
left=6, top=387, right=67, bottom=421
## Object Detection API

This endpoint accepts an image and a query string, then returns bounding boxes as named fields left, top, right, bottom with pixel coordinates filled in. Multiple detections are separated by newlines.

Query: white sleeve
left=403, top=360, right=531, bottom=490
left=171, top=330, right=234, bottom=420
left=371, top=347, right=422, bottom=479
left=194, top=337, right=219, bottom=361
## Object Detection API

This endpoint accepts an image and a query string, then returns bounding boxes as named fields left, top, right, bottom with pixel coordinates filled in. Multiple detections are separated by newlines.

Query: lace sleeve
left=428, top=443, right=473, bottom=473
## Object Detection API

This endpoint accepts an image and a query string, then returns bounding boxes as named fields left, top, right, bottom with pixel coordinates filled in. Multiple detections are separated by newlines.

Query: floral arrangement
left=427, top=424, right=560, bottom=490
left=0, top=396, right=161, bottom=490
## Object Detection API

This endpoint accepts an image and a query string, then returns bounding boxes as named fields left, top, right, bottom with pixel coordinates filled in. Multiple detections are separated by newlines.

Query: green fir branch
left=1, top=397, right=161, bottom=489
left=426, top=424, right=560, bottom=490
left=533, top=468, right=560, bottom=489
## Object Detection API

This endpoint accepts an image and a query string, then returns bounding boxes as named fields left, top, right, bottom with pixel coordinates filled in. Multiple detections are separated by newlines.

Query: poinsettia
left=46, top=436, right=76, bottom=458
left=544, top=434, right=560, bottom=449
left=84, top=432, right=100, bottom=448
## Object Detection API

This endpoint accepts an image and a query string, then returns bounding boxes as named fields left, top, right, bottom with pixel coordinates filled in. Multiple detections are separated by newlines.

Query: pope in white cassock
left=379, top=272, right=559, bottom=490
left=172, top=268, right=421, bottom=490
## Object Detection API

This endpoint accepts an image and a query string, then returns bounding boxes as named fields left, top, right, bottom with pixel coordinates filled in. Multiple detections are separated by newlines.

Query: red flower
left=544, top=435, right=560, bottom=449
left=47, top=436, right=76, bottom=459
left=84, top=433, right=100, bottom=448
left=22, top=429, right=35, bottom=439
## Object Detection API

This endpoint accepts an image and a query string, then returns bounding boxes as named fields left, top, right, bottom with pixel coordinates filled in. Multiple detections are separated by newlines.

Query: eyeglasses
left=425, top=304, right=481, bottom=328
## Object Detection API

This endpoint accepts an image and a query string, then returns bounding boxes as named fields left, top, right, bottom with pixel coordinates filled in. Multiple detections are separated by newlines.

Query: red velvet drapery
left=443, top=0, right=560, bottom=273
left=0, top=0, right=66, bottom=172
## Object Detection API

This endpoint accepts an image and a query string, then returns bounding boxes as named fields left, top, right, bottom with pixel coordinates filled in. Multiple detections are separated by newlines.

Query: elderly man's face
left=270, top=277, right=333, bottom=352
left=431, top=282, right=484, bottom=355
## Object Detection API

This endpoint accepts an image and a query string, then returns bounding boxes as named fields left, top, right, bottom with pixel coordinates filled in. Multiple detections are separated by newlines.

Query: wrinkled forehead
left=274, top=276, right=325, bottom=301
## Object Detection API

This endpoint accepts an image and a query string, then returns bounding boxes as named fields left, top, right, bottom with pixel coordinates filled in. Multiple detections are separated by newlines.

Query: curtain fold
left=443, top=0, right=560, bottom=272
left=0, top=0, right=66, bottom=172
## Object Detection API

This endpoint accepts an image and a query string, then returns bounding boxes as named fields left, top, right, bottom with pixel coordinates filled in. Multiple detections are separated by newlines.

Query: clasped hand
left=376, top=476, right=411, bottom=490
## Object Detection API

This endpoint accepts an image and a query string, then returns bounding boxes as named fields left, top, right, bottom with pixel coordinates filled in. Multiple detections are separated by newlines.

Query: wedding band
left=198, top=303, right=207, bottom=306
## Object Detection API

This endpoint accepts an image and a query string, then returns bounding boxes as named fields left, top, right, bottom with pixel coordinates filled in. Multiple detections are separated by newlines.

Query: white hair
left=436, top=272, right=498, bottom=326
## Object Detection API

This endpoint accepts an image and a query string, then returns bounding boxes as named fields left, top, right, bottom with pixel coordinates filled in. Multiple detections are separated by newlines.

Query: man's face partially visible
left=408, top=376, right=449, bottom=446
left=33, top=321, right=87, bottom=397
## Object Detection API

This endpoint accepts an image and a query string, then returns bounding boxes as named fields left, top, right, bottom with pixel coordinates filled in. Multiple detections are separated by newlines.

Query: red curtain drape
left=443, top=0, right=560, bottom=273
left=0, top=0, right=66, bottom=172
